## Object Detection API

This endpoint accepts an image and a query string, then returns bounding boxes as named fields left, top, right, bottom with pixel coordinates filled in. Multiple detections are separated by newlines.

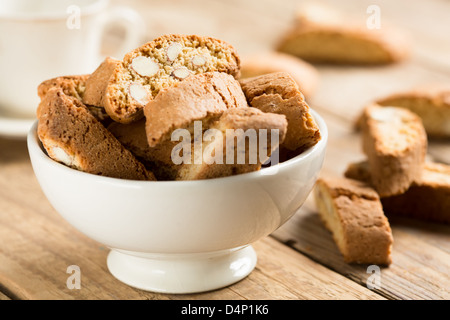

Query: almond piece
left=171, top=67, right=191, bottom=80
left=131, top=56, right=159, bottom=77
left=128, top=82, right=150, bottom=105
left=166, top=42, right=183, bottom=62
left=191, top=55, right=207, bottom=67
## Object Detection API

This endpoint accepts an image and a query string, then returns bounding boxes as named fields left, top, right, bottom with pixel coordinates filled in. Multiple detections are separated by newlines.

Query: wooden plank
left=0, top=138, right=383, bottom=300
left=272, top=112, right=450, bottom=300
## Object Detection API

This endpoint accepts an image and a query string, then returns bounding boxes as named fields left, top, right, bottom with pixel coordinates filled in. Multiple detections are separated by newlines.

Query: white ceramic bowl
left=27, top=110, right=328, bottom=294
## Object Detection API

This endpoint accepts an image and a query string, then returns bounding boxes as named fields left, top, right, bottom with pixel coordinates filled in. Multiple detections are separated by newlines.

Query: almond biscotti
left=360, top=104, right=427, bottom=197
left=38, top=75, right=89, bottom=101
left=240, top=51, right=319, bottom=98
left=345, top=161, right=450, bottom=224
left=38, top=75, right=110, bottom=124
left=176, top=107, right=287, bottom=180
left=277, top=6, right=410, bottom=64
left=83, top=34, right=241, bottom=124
left=108, top=108, right=287, bottom=181
left=37, top=88, right=155, bottom=181
left=240, top=72, right=321, bottom=154
left=376, top=86, right=450, bottom=138
left=144, top=71, right=248, bottom=148
left=107, top=119, right=177, bottom=180
left=314, top=177, right=393, bottom=265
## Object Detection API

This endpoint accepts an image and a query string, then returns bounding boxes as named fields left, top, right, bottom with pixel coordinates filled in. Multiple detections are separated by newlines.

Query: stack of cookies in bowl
left=36, top=34, right=321, bottom=181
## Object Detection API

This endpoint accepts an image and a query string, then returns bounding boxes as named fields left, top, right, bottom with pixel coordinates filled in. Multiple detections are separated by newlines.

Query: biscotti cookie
left=240, top=72, right=321, bottom=154
left=107, top=119, right=177, bottom=180
left=375, top=86, right=450, bottom=138
left=144, top=71, right=248, bottom=148
left=240, top=51, right=319, bottom=98
left=38, top=75, right=110, bottom=124
left=83, top=34, right=241, bottom=124
left=176, top=107, right=287, bottom=180
left=38, top=88, right=155, bottom=181
left=277, top=7, right=410, bottom=64
left=361, top=104, right=427, bottom=197
left=38, top=75, right=89, bottom=101
left=314, top=177, right=393, bottom=265
left=345, top=161, right=450, bottom=224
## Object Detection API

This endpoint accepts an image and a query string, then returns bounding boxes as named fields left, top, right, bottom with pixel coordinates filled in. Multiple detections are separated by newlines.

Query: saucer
left=0, top=109, right=35, bottom=140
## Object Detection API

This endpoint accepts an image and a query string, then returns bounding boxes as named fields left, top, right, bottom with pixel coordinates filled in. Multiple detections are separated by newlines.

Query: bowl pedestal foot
left=106, top=245, right=257, bottom=294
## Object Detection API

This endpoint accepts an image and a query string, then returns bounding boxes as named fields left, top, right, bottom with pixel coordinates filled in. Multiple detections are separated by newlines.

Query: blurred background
left=105, top=0, right=450, bottom=63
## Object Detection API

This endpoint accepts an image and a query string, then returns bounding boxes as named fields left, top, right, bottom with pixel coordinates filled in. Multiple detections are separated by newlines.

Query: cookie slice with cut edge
left=109, top=108, right=287, bottom=181
left=314, top=177, right=393, bottom=265
left=345, top=160, right=450, bottom=224
left=83, top=34, right=241, bottom=124
left=360, top=104, right=427, bottom=197
left=38, top=74, right=89, bottom=101
left=38, top=74, right=110, bottom=124
left=144, top=71, right=248, bottom=148
left=277, top=4, right=410, bottom=64
left=37, top=87, right=155, bottom=181
left=240, top=51, right=319, bottom=98
left=176, top=107, right=287, bottom=181
left=375, top=86, right=450, bottom=139
left=240, top=72, right=320, bottom=157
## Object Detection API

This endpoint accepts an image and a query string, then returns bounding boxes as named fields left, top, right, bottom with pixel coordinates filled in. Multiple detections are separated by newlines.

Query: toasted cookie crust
left=83, top=34, right=241, bottom=124
left=38, top=88, right=155, bottom=181
left=360, top=104, right=427, bottom=197
left=240, top=72, right=320, bottom=153
left=314, top=177, right=393, bottom=265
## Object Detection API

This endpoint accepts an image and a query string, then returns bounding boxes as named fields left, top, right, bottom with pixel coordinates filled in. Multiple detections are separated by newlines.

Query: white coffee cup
left=0, top=0, right=145, bottom=118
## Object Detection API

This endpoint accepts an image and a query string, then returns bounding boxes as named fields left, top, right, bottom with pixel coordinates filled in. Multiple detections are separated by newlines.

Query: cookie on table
left=375, top=86, right=450, bottom=139
left=360, top=104, right=427, bottom=197
left=38, top=75, right=110, bottom=124
left=37, top=88, right=155, bottom=181
left=83, top=34, right=241, bottom=124
left=144, top=71, right=248, bottom=148
left=314, top=177, right=393, bottom=265
left=345, top=160, right=450, bottom=224
left=240, top=72, right=321, bottom=156
left=277, top=5, right=410, bottom=64
left=240, top=51, right=319, bottom=98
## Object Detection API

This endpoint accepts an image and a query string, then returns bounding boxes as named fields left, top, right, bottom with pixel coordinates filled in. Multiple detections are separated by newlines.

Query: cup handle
left=97, top=6, right=146, bottom=60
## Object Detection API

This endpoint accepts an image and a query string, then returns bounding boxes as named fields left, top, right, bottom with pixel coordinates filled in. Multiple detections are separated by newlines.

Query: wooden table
left=0, top=0, right=449, bottom=300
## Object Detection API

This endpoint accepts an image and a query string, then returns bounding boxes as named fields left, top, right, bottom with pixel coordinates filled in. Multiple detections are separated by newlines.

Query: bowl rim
left=28, top=109, right=328, bottom=186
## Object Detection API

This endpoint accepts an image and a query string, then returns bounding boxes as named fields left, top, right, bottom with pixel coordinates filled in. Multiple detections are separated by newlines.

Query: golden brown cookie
left=314, top=177, right=393, bottom=265
left=83, top=34, right=241, bottom=124
left=37, top=88, right=155, bottom=181
left=360, top=104, right=427, bottom=197
left=240, top=72, right=321, bottom=155
left=176, top=107, right=287, bottom=180
left=144, top=72, right=248, bottom=148
left=38, top=74, right=89, bottom=101
left=240, top=51, right=319, bottom=98
left=277, top=7, right=410, bottom=64
left=38, top=74, right=110, bottom=124
left=345, top=161, right=450, bottom=224
left=375, top=86, right=450, bottom=139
